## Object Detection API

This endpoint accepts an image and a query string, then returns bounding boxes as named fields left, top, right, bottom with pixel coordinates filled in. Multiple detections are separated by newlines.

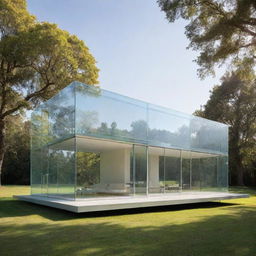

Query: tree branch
left=1, top=81, right=54, bottom=118
left=232, top=23, right=256, bottom=37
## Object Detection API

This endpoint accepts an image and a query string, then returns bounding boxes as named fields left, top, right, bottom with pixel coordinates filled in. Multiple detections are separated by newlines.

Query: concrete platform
left=14, top=192, right=249, bottom=213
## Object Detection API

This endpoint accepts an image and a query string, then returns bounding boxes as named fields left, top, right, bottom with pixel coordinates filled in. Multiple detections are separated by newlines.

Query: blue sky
left=27, top=0, right=223, bottom=114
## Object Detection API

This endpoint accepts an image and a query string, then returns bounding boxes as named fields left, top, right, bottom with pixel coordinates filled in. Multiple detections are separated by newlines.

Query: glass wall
left=164, top=149, right=181, bottom=192
left=76, top=151, right=100, bottom=198
left=133, top=145, right=148, bottom=194
left=74, top=82, right=228, bottom=155
left=47, top=138, right=76, bottom=199
left=75, top=137, right=134, bottom=198
left=181, top=151, right=191, bottom=190
left=30, top=81, right=229, bottom=199
left=31, top=85, right=76, bottom=199
left=75, top=83, right=148, bottom=144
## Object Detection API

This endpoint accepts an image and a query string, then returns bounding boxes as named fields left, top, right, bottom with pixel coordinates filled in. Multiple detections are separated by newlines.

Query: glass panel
left=181, top=151, right=191, bottom=190
left=130, top=149, right=135, bottom=195
left=148, top=147, right=165, bottom=194
left=75, top=137, right=133, bottom=198
left=48, top=146, right=57, bottom=195
left=159, top=155, right=165, bottom=193
left=164, top=149, right=181, bottom=192
left=46, top=85, right=75, bottom=140
left=200, top=155, right=218, bottom=191
left=76, top=152, right=100, bottom=198
left=133, top=145, right=148, bottom=194
left=47, top=138, right=76, bottom=199
left=30, top=84, right=75, bottom=199
left=75, top=82, right=148, bottom=144
left=191, top=153, right=201, bottom=190
left=190, top=117, right=228, bottom=154
left=31, top=106, right=49, bottom=196
left=30, top=148, right=42, bottom=195
left=217, top=155, right=228, bottom=191
left=74, top=82, right=228, bottom=156
left=41, top=147, right=48, bottom=195
left=148, top=104, right=190, bottom=149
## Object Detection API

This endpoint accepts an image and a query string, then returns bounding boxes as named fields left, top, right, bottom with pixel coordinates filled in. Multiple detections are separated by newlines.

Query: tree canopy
left=0, top=0, right=99, bottom=117
left=0, top=0, right=99, bottom=184
left=195, top=74, right=256, bottom=185
left=2, top=116, right=29, bottom=185
left=158, top=0, right=256, bottom=79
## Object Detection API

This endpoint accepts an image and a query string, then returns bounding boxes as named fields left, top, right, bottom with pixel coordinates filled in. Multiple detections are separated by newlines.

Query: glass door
left=181, top=151, right=191, bottom=190
left=164, top=149, right=181, bottom=193
left=40, top=147, right=49, bottom=196
left=48, top=146, right=58, bottom=196
left=132, top=145, right=148, bottom=195
left=41, top=173, right=48, bottom=195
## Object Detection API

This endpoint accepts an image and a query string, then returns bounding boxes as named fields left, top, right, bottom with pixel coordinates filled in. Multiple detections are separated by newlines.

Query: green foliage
left=0, top=0, right=99, bottom=183
left=0, top=0, right=99, bottom=117
left=2, top=116, right=30, bottom=184
left=195, top=74, right=256, bottom=185
left=0, top=0, right=35, bottom=34
left=158, top=0, right=256, bottom=78
left=77, top=152, right=100, bottom=187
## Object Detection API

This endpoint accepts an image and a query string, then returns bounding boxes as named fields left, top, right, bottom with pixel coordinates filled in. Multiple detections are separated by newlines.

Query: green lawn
left=0, top=186, right=256, bottom=256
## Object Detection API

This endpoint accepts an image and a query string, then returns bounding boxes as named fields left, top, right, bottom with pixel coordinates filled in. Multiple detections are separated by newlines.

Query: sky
left=27, top=0, right=223, bottom=114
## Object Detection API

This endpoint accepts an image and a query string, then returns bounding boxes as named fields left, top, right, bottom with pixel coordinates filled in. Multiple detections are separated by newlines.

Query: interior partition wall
left=31, top=81, right=229, bottom=200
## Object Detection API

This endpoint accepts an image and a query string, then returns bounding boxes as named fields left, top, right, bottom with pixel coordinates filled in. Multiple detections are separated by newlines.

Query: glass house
left=31, top=81, right=229, bottom=200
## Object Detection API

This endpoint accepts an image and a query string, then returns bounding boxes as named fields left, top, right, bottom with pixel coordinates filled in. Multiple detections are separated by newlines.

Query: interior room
left=35, top=136, right=227, bottom=200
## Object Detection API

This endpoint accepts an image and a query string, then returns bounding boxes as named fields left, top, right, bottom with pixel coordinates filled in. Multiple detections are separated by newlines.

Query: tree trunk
left=230, top=109, right=244, bottom=186
left=0, top=119, right=6, bottom=186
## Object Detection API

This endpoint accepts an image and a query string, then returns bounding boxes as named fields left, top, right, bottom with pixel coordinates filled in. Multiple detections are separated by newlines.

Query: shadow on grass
left=0, top=201, right=256, bottom=256
left=0, top=197, right=239, bottom=221
left=76, top=201, right=239, bottom=219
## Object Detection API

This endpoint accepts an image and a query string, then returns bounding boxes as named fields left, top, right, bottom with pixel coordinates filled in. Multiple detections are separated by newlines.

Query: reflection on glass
left=74, top=82, right=228, bottom=155
left=164, top=149, right=181, bottom=193
left=200, top=156, right=218, bottom=191
left=76, top=152, right=100, bottom=198
left=133, top=145, right=148, bottom=194
left=30, top=81, right=229, bottom=199
left=191, top=157, right=201, bottom=190
left=181, top=151, right=191, bottom=190
left=217, top=156, right=228, bottom=191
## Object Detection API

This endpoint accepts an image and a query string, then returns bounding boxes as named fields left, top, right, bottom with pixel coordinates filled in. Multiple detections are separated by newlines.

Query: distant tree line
left=1, top=116, right=30, bottom=184
left=195, top=74, right=256, bottom=186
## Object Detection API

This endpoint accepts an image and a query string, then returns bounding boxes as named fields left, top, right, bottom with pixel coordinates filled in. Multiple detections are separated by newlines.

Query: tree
left=2, top=116, right=30, bottom=184
left=0, top=0, right=99, bottom=185
left=77, top=152, right=100, bottom=187
left=195, top=74, right=256, bottom=186
left=158, top=0, right=256, bottom=79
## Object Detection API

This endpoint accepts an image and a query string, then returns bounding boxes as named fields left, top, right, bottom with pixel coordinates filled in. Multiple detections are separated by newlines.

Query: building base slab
left=14, top=192, right=249, bottom=213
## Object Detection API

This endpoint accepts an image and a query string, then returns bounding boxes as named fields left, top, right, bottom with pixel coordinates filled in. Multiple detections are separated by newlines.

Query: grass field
left=0, top=186, right=256, bottom=256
